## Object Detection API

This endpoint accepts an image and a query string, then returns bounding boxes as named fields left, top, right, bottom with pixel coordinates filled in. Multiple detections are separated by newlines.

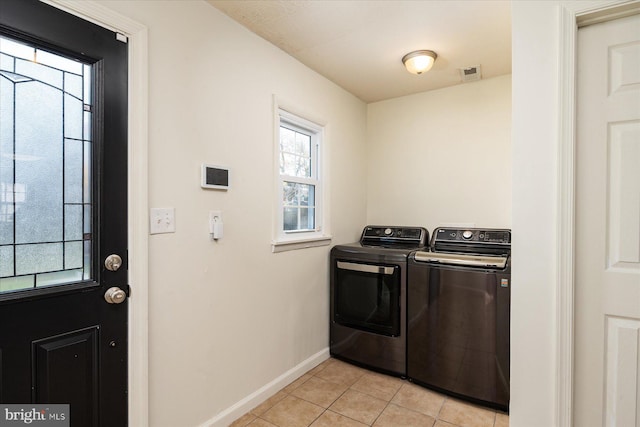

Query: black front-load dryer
left=330, top=225, right=428, bottom=377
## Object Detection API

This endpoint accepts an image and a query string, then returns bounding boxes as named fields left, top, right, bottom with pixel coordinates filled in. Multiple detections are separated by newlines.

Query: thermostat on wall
left=201, top=164, right=229, bottom=190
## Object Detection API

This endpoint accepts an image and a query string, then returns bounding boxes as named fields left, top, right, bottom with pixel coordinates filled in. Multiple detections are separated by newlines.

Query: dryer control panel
left=361, top=226, right=427, bottom=242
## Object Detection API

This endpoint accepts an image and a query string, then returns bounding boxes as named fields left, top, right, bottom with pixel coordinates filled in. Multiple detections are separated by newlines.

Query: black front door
left=0, top=1, right=128, bottom=425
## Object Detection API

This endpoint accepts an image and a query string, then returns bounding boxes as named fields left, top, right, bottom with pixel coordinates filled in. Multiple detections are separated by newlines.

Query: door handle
left=104, top=287, right=127, bottom=304
left=336, top=261, right=395, bottom=275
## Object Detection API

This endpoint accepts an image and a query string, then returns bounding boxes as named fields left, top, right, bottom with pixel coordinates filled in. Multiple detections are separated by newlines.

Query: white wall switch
left=150, top=207, right=176, bottom=234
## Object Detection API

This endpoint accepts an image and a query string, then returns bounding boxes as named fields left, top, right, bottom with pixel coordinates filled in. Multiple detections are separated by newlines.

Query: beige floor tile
left=310, top=410, right=369, bottom=427
left=248, top=419, right=279, bottom=427
left=391, top=383, right=445, bottom=417
left=351, top=371, right=403, bottom=402
left=494, top=412, right=509, bottom=427
left=283, top=373, right=313, bottom=394
left=251, top=391, right=289, bottom=416
left=261, top=395, right=324, bottom=427
left=329, top=389, right=388, bottom=425
left=233, top=359, right=509, bottom=427
left=306, top=359, right=333, bottom=376
left=438, top=398, right=496, bottom=427
left=315, top=360, right=366, bottom=386
left=230, top=412, right=257, bottom=426
left=291, top=376, right=349, bottom=408
left=373, top=403, right=436, bottom=427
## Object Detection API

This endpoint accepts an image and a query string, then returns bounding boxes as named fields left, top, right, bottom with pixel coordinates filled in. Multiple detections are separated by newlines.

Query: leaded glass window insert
left=0, top=35, right=93, bottom=293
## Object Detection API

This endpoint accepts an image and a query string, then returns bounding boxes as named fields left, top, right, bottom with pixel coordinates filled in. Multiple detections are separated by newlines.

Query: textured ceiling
left=208, top=0, right=512, bottom=103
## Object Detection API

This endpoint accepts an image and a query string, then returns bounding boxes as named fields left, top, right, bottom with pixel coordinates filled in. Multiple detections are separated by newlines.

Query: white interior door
left=575, top=12, right=640, bottom=427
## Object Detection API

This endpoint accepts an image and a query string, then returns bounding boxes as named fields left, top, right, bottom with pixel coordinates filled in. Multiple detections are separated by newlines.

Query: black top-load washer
left=330, top=226, right=428, bottom=377
left=407, top=227, right=511, bottom=411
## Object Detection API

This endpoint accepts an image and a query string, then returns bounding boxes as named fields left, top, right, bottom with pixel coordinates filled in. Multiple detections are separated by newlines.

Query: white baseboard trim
left=199, top=347, right=330, bottom=427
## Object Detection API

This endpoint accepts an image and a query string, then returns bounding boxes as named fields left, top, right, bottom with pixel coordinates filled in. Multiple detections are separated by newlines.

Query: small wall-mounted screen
left=201, top=164, right=229, bottom=190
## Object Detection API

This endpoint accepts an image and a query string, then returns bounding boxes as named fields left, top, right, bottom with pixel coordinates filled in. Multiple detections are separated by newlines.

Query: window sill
left=271, top=235, right=332, bottom=253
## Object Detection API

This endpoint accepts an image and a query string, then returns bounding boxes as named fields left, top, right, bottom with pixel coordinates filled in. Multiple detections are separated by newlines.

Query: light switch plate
left=150, top=208, right=175, bottom=234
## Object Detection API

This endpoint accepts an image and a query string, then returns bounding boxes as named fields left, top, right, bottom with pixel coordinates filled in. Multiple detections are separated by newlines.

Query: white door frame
left=556, top=1, right=639, bottom=426
left=41, top=1, right=150, bottom=426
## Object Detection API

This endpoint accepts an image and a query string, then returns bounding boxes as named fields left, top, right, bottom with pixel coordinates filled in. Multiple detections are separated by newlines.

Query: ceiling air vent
left=459, top=65, right=482, bottom=83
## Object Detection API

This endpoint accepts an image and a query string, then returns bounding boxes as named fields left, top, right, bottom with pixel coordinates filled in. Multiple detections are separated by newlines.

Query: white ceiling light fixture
left=402, top=50, right=437, bottom=75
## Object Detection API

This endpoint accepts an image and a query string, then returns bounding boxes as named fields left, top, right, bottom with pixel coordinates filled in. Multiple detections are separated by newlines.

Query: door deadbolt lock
left=104, top=287, right=127, bottom=304
left=105, top=254, right=122, bottom=271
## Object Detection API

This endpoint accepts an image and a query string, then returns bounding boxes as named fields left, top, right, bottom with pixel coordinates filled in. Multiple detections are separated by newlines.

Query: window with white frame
left=275, top=108, right=327, bottom=248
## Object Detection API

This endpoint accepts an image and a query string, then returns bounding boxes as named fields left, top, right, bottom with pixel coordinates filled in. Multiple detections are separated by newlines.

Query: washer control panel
left=433, top=228, right=511, bottom=244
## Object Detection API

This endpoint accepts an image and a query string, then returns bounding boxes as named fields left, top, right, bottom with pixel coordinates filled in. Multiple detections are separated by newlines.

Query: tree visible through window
left=278, top=110, right=322, bottom=235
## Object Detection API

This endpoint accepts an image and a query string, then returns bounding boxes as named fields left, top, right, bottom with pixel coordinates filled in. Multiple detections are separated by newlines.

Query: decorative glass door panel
left=0, top=35, right=93, bottom=293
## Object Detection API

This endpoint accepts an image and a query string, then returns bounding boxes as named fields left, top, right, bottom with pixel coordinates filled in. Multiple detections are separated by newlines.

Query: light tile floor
left=230, top=358, right=509, bottom=427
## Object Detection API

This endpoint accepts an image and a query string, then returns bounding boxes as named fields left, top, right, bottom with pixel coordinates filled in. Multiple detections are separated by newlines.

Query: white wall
left=74, top=1, right=586, bottom=426
left=511, top=2, right=560, bottom=426
left=96, top=2, right=367, bottom=426
left=366, top=75, right=512, bottom=231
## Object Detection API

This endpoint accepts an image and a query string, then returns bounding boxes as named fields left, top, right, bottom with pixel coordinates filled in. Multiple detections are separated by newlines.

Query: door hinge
left=116, top=33, right=128, bottom=43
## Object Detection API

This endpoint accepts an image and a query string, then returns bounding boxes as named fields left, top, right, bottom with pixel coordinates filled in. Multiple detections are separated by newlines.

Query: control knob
left=462, top=230, right=473, bottom=240
left=384, top=228, right=393, bottom=236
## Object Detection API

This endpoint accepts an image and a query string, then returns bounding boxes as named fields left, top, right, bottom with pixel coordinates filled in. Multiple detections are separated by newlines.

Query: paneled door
left=0, top=0, right=128, bottom=425
left=575, top=12, right=640, bottom=427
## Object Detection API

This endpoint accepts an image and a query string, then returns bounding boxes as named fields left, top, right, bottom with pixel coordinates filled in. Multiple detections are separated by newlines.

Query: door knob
left=105, top=254, right=122, bottom=271
left=104, top=287, right=127, bottom=304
